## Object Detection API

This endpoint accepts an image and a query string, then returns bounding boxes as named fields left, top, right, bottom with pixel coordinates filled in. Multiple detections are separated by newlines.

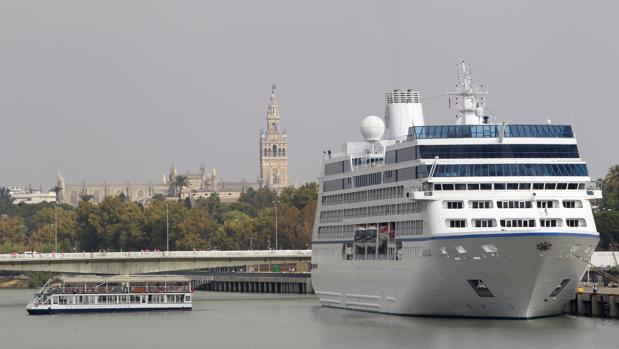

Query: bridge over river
left=0, top=250, right=311, bottom=274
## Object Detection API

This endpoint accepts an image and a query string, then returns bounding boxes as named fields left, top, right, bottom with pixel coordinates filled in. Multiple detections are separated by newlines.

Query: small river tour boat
left=26, top=274, right=193, bottom=315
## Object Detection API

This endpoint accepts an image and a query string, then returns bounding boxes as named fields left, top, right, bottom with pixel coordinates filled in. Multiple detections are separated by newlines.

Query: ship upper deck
left=409, top=124, right=573, bottom=140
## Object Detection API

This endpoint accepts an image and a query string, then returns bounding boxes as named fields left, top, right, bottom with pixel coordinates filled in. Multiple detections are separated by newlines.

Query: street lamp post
left=165, top=200, right=169, bottom=252
left=274, top=199, right=278, bottom=250
left=54, top=202, right=58, bottom=253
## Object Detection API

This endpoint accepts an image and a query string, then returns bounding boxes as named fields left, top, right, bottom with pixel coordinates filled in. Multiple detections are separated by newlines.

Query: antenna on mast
left=448, top=60, right=488, bottom=125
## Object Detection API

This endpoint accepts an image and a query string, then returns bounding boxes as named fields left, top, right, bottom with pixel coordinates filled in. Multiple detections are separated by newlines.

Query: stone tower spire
left=56, top=170, right=66, bottom=204
left=259, top=85, right=288, bottom=190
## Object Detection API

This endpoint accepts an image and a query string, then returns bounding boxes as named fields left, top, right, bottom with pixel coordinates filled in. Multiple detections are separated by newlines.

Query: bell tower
left=259, top=85, right=288, bottom=190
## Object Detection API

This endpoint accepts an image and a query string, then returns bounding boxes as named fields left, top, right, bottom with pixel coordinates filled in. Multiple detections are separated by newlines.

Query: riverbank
left=0, top=277, right=29, bottom=288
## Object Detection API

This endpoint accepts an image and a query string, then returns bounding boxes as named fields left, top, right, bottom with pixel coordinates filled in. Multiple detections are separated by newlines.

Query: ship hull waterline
left=311, top=232, right=598, bottom=319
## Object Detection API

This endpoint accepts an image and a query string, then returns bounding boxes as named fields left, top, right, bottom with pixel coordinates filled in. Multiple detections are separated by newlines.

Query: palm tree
left=51, top=185, right=62, bottom=204
left=604, top=165, right=619, bottom=193
left=79, top=194, right=93, bottom=202
left=174, top=175, right=190, bottom=201
left=0, top=187, right=13, bottom=204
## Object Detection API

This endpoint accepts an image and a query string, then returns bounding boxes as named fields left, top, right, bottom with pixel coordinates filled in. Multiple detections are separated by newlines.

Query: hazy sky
left=1, top=0, right=618, bottom=188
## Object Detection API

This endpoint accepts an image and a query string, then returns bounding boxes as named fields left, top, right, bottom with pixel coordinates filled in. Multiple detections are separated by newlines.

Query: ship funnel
left=384, top=89, right=424, bottom=140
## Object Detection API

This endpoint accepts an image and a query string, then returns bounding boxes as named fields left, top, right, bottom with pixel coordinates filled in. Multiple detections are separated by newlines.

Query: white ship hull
left=26, top=300, right=192, bottom=315
left=312, top=232, right=597, bottom=318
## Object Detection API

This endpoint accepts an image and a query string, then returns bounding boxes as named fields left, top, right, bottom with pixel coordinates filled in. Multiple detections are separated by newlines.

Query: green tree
left=176, top=208, right=218, bottom=250
left=79, top=193, right=94, bottom=202
left=0, top=216, right=28, bottom=253
left=75, top=200, right=101, bottom=251
left=226, top=201, right=258, bottom=217
left=31, top=206, right=77, bottom=252
left=215, top=210, right=255, bottom=250
left=143, top=200, right=188, bottom=250
left=51, top=185, right=62, bottom=204
left=604, top=165, right=619, bottom=193
left=239, top=187, right=277, bottom=210
left=174, top=175, right=190, bottom=201
left=595, top=210, right=619, bottom=250
left=253, top=208, right=275, bottom=250
left=278, top=183, right=318, bottom=210
left=0, top=187, right=13, bottom=204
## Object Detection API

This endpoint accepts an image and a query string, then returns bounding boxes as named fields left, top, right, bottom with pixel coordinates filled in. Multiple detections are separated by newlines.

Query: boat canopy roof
left=51, top=275, right=191, bottom=284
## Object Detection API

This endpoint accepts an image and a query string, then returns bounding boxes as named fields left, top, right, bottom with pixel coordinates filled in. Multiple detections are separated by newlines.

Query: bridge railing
left=0, top=250, right=311, bottom=261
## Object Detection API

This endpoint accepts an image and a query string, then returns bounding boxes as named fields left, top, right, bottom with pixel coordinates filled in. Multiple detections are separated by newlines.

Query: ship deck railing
left=43, top=286, right=191, bottom=295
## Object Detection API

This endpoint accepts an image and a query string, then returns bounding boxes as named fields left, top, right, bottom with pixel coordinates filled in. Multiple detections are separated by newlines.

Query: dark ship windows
left=549, top=279, right=571, bottom=297
left=467, top=280, right=495, bottom=297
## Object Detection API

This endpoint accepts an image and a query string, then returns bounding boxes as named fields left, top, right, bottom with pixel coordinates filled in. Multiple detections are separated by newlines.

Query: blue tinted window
left=431, top=164, right=588, bottom=177
left=410, top=124, right=573, bottom=139
left=418, top=144, right=579, bottom=159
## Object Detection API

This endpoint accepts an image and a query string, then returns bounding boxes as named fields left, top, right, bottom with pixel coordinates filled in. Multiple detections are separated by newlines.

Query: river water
left=1, top=289, right=617, bottom=349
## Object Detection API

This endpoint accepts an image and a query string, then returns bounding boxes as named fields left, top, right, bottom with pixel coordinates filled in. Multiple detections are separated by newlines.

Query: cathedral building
left=53, top=87, right=287, bottom=206
left=259, top=86, right=288, bottom=190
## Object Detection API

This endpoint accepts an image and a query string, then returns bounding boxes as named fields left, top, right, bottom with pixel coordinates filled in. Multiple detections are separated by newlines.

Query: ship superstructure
left=310, top=62, right=601, bottom=318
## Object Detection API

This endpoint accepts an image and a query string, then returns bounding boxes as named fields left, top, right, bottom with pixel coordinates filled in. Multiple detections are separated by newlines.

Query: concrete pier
left=566, top=286, right=619, bottom=318
left=187, top=272, right=313, bottom=294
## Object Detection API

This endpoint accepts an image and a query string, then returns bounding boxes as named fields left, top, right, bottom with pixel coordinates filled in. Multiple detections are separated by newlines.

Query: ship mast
left=448, top=61, right=488, bottom=125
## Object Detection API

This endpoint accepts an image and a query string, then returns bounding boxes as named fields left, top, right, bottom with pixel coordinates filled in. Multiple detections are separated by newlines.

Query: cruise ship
left=310, top=62, right=602, bottom=318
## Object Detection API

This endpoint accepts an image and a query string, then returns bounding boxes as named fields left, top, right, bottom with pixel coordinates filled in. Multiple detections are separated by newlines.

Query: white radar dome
left=360, top=115, right=385, bottom=141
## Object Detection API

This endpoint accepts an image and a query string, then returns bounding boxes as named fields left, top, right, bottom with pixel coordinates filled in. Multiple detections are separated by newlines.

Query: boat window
left=563, top=200, right=582, bottom=208
left=507, top=183, right=519, bottom=190
left=434, top=184, right=442, bottom=191
left=470, top=200, right=492, bottom=209
left=445, top=201, right=464, bottom=209
left=467, top=183, right=480, bottom=190
left=480, top=183, right=492, bottom=190
left=537, top=200, right=555, bottom=208
left=500, top=219, right=536, bottom=227
left=417, top=144, right=580, bottom=158
left=447, top=219, right=466, bottom=228
left=533, top=183, right=545, bottom=190
left=494, top=183, right=506, bottom=190
left=185, top=295, right=191, bottom=302
left=566, top=218, right=586, bottom=227
left=442, top=184, right=454, bottom=191
left=473, top=219, right=496, bottom=228
left=540, top=219, right=560, bottom=227
left=467, top=280, right=495, bottom=297
left=557, top=183, right=568, bottom=190
left=544, top=183, right=556, bottom=190
left=549, top=279, right=571, bottom=297
left=519, top=183, right=531, bottom=190
left=455, top=183, right=467, bottom=190
left=431, top=163, right=587, bottom=177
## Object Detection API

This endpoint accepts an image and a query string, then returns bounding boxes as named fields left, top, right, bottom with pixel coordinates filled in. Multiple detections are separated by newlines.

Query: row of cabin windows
left=431, top=163, right=588, bottom=177
left=321, top=186, right=404, bottom=206
left=316, top=225, right=355, bottom=240
left=263, top=145, right=287, bottom=158
left=323, top=166, right=428, bottom=192
left=353, top=172, right=382, bottom=188
left=434, top=182, right=586, bottom=191
left=445, top=200, right=582, bottom=209
left=447, top=218, right=587, bottom=228
left=385, top=144, right=580, bottom=164
left=319, top=202, right=425, bottom=223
